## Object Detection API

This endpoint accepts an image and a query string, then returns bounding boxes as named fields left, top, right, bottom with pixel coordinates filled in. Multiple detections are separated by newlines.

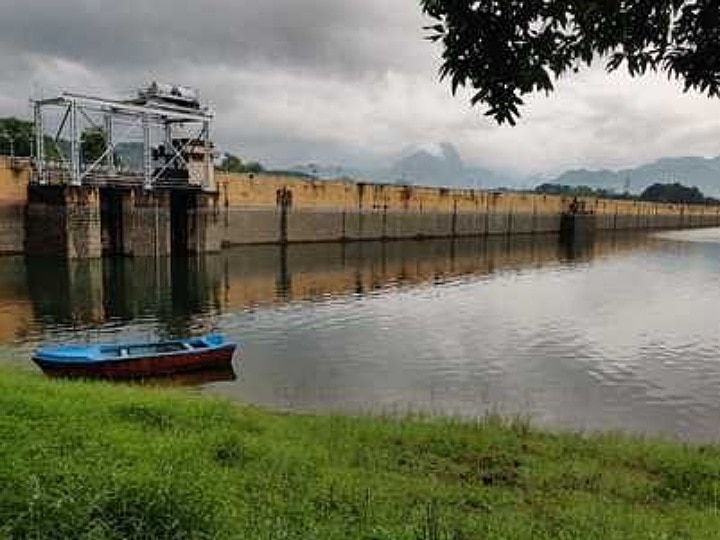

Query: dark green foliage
left=421, top=1, right=720, bottom=125
left=535, top=183, right=632, bottom=199
left=640, top=182, right=710, bottom=203
left=243, top=162, right=264, bottom=174
left=218, top=152, right=265, bottom=174
left=2, top=371, right=720, bottom=539
left=80, top=126, right=107, bottom=165
left=0, top=118, right=33, bottom=157
left=218, top=152, right=243, bottom=172
left=0, top=117, right=63, bottom=159
left=536, top=181, right=717, bottom=204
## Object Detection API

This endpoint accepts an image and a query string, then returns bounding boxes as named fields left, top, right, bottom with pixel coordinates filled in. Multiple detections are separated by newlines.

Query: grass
left=1, top=370, right=720, bottom=539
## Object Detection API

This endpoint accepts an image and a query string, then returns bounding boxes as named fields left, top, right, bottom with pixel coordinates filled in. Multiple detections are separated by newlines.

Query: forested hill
left=552, top=156, right=720, bottom=197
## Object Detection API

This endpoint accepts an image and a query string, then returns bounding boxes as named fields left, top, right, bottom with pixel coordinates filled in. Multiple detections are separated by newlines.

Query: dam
left=216, top=171, right=720, bottom=245
left=2, top=156, right=719, bottom=258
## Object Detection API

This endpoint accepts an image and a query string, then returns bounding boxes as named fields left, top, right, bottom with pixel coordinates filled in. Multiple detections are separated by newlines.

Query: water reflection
left=16, top=233, right=660, bottom=340
left=24, top=256, right=225, bottom=338
left=2, top=232, right=664, bottom=353
left=129, top=363, right=238, bottom=388
left=6, top=231, right=720, bottom=442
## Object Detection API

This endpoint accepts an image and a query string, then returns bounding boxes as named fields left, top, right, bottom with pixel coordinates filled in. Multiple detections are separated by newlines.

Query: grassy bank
left=1, top=371, right=720, bottom=539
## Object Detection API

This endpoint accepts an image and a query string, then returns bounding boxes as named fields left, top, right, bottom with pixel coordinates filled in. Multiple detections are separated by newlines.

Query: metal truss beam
left=32, top=89, right=216, bottom=191
left=35, top=93, right=213, bottom=123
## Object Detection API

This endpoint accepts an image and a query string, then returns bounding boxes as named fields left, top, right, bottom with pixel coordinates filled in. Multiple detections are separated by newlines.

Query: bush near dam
left=1, top=369, right=720, bottom=539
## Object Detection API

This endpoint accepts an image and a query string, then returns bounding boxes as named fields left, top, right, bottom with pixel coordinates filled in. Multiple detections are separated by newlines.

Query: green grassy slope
left=1, top=370, right=719, bottom=539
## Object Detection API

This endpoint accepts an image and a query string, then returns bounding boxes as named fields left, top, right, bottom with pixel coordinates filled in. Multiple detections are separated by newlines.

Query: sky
left=2, top=0, right=720, bottom=178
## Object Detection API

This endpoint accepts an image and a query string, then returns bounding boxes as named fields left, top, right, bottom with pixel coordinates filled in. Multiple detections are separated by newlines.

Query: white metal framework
left=32, top=88, right=215, bottom=191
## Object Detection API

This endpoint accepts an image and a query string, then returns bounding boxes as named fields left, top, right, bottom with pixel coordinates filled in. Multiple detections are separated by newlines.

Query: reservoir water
left=4, top=229, right=720, bottom=442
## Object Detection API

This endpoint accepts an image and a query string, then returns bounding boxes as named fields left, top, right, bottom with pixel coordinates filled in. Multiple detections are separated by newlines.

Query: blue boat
left=33, top=334, right=238, bottom=379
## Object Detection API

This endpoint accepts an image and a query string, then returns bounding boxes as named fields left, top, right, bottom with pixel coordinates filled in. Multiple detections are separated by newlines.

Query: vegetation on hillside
left=535, top=183, right=633, bottom=200
left=80, top=126, right=108, bottom=164
left=0, top=118, right=33, bottom=157
left=217, top=152, right=264, bottom=174
left=537, top=182, right=717, bottom=205
left=640, top=182, right=711, bottom=204
left=2, top=370, right=720, bottom=539
left=0, top=117, right=89, bottom=161
left=421, top=1, right=720, bottom=124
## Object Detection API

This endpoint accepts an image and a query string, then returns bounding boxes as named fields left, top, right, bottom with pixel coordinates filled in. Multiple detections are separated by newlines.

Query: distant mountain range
left=286, top=143, right=720, bottom=197
left=288, top=142, right=521, bottom=189
left=550, top=156, right=720, bottom=197
left=389, top=142, right=521, bottom=189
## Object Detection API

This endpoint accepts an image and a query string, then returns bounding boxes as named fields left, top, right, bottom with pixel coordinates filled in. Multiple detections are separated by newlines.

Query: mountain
left=552, top=155, right=720, bottom=197
left=282, top=144, right=720, bottom=196
left=388, top=142, right=519, bottom=189
left=392, top=143, right=464, bottom=185
left=285, top=142, right=522, bottom=189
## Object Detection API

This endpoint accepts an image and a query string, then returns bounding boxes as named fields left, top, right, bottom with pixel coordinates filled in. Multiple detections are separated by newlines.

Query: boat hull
left=34, top=344, right=237, bottom=380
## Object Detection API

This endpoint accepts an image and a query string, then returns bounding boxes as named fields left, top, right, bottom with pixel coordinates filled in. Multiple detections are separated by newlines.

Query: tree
left=421, top=1, right=720, bottom=125
left=535, top=183, right=632, bottom=199
left=0, top=117, right=33, bottom=156
left=81, top=127, right=107, bottom=164
left=0, top=117, right=66, bottom=160
left=242, top=161, right=265, bottom=174
left=218, top=153, right=265, bottom=174
left=640, top=182, right=707, bottom=204
left=218, top=153, right=243, bottom=172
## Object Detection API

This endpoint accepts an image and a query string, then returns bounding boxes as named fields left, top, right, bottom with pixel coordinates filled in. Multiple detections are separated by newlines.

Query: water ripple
left=4, top=234, right=720, bottom=441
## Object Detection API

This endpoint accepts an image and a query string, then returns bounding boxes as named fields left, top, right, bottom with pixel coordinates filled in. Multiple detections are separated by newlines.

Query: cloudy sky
left=2, top=0, right=720, bottom=178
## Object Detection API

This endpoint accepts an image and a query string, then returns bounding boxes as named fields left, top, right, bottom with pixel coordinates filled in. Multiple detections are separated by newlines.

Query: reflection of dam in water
left=219, top=232, right=659, bottom=307
left=0, top=232, right=661, bottom=341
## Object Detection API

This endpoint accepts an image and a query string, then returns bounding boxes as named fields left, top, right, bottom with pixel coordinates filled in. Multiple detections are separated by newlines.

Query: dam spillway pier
left=560, top=198, right=597, bottom=245
left=24, top=184, right=220, bottom=258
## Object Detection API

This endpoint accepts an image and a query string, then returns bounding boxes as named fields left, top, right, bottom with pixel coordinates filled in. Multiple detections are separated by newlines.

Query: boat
left=32, top=334, right=238, bottom=380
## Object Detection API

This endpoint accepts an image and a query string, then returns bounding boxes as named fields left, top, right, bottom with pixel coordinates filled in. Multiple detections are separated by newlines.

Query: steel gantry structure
left=32, top=85, right=216, bottom=191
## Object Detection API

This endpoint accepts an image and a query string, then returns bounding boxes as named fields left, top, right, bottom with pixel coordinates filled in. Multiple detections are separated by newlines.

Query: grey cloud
left=1, top=1, right=720, bottom=177
left=0, top=1, right=429, bottom=76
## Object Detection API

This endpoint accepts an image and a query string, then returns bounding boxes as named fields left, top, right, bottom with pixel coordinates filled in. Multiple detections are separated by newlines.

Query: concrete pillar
left=187, top=192, right=222, bottom=254
left=25, top=185, right=102, bottom=258
left=560, top=212, right=596, bottom=244
left=121, top=188, right=172, bottom=257
left=277, top=188, right=292, bottom=245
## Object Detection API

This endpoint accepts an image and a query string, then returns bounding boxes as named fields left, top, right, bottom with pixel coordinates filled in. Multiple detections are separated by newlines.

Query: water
left=6, top=230, right=720, bottom=442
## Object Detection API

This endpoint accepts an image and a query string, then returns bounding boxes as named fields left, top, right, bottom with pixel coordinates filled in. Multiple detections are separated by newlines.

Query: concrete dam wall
left=0, top=159, right=30, bottom=254
left=2, top=157, right=720, bottom=257
left=217, top=172, right=720, bottom=246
